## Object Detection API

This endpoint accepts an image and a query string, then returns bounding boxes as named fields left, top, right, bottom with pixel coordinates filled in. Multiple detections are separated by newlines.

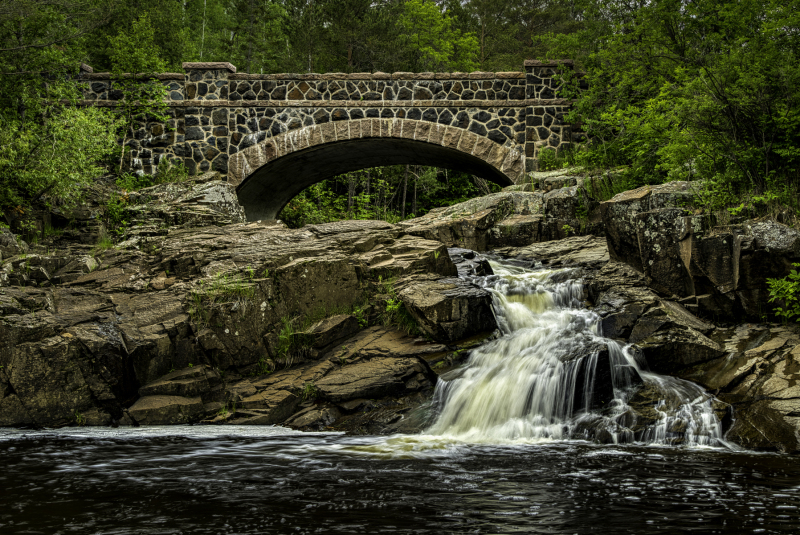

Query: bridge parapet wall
left=76, top=61, right=578, bottom=179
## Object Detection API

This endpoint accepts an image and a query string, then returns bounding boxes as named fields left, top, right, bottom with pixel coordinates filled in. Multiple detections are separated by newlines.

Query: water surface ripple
left=1, top=427, right=799, bottom=534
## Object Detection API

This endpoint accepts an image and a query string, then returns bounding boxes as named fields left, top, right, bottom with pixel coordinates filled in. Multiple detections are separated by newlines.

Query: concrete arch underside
left=228, top=118, right=525, bottom=221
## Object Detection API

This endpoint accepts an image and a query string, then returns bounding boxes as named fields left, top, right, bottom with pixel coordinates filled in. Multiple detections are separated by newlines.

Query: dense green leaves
left=551, top=0, right=800, bottom=213
left=0, top=106, right=120, bottom=217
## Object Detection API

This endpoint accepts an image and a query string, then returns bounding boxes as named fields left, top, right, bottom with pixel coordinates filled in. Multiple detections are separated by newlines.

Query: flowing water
left=2, top=260, right=800, bottom=534
left=426, top=261, right=726, bottom=446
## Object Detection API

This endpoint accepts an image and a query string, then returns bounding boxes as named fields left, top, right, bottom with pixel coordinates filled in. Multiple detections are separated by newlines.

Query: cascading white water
left=426, top=260, right=730, bottom=447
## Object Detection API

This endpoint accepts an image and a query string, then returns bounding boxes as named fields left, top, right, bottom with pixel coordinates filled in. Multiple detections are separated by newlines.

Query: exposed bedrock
left=600, top=182, right=800, bottom=320
left=399, top=169, right=606, bottom=251
left=0, top=212, right=498, bottom=430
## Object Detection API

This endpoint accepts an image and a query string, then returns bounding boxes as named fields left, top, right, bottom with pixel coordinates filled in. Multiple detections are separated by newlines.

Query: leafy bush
left=0, top=107, right=121, bottom=216
left=767, top=264, right=800, bottom=322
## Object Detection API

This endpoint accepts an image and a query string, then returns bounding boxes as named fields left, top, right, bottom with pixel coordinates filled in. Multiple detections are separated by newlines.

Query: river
left=2, top=260, right=799, bottom=534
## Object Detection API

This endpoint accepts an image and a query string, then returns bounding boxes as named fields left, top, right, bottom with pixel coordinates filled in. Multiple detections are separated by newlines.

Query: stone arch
left=228, top=118, right=525, bottom=221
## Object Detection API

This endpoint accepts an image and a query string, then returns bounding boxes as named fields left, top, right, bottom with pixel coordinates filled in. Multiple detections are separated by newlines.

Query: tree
left=108, top=13, right=170, bottom=172
left=0, top=107, right=120, bottom=224
left=399, top=0, right=479, bottom=72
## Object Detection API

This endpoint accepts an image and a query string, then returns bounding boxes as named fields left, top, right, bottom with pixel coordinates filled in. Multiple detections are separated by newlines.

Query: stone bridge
left=78, top=60, right=580, bottom=220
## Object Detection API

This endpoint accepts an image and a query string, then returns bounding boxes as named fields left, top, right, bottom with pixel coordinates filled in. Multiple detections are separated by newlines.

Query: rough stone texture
left=0, top=229, right=28, bottom=262
left=600, top=182, right=800, bottom=319
left=397, top=276, right=497, bottom=343
left=497, top=235, right=609, bottom=268
left=128, top=395, right=205, bottom=425
left=302, top=314, right=362, bottom=351
left=0, top=210, right=464, bottom=428
left=76, top=61, right=579, bottom=194
left=399, top=185, right=601, bottom=252
left=121, top=172, right=247, bottom=236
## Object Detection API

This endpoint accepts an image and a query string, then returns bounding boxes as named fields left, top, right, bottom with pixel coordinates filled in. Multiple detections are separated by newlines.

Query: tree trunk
left=245, top=0, right=255, bottom=73
left=347, top=173, right=355, bottom=212
left=412, top=167, right=417, bottom=216
left=401, top=165, right=408, bottom=219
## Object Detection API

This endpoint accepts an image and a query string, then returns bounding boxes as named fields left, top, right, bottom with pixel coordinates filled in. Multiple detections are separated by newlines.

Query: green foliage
left=279, top=166, right=500, bottom=228
left=546, top=0, right=800, bottom=215
left=767, top=264, right=800, bottom=322
left=399, top=0, right=479, bottom=71
left=109, top=14, right=171, bottom=172
left=0, top=107, right=121, bottom=216
left=537, top=148, right=561, bottom=171
left=94, top=234, right=114, bottom=253
left=105, top=193, right=129, bottom=236
left=116, top=162, right=190, bottom=192
left=301, top=381, right=319, bottom=401
left=377, top=276, right=421, bottom=336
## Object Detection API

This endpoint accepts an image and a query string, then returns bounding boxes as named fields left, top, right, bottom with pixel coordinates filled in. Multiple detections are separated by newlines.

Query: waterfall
left=425, top=260, right=729, bottom=447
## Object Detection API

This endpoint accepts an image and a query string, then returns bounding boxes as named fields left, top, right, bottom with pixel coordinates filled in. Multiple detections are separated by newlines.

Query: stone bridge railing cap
left=182, top=62, right=237, bottom=72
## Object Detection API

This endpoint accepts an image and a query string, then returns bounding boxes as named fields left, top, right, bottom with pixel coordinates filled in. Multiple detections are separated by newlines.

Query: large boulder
left=399, top=179, right=603, bottom=252
left=398, top=276, right=497, bottom=343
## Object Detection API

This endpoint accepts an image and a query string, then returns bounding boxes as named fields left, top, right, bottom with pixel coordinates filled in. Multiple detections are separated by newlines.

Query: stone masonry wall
left=77, top=61, right=578, bottom=179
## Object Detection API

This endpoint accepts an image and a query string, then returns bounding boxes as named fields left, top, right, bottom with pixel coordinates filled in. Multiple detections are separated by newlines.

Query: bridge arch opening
left=229, top=119, right=525, bottom=221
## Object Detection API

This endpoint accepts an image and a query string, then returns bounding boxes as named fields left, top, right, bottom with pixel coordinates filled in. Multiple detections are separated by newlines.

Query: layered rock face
left=399, top=172, right=603, bottom=251
left=0, top=217, right=497, bottom=430
left=600, top=182, right=800, bottom=319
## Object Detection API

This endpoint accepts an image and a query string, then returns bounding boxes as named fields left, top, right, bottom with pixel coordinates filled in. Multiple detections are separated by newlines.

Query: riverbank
left=1, top=169, right=799, bottom=452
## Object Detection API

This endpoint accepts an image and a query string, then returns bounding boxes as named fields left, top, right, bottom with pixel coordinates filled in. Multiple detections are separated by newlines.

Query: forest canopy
left=0, top=0, right=798, bottom=227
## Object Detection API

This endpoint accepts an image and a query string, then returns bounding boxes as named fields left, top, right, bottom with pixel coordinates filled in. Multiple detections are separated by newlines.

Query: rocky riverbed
left=1, top=169, right=799, bottom=453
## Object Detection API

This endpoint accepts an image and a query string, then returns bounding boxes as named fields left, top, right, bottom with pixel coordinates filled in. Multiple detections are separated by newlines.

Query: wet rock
left=316, top=356, right=436, bottom=402
left=302, top=314, right=362, bottom=351
left=127, top=395, right=205, bottom=425
left=448, top=247, right=494, bottom=277
left=676, top=324, right=800, bottom=452
left=497, top=235, right=609, bottom=268
left=637, top=327, right=725, bottom=374
left=285, top=403, right=342, bottom=430
left=398, top=277, right=497, bottom=343
left=138, top=365, right=223, bottom=402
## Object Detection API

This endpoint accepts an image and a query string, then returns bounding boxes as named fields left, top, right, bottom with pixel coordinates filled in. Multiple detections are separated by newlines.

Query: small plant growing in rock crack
left=189, top=272, right=256, bottom=327
left=767, top=263, right=800, bottom=322
left=433, top=250, right=441, bottom=260
left=562, top=224, right=574, bottom=237
left=245, top=265, right=255, bottom=279
left=301, top=382, right=319, bottom=401
left=352, top=306, right=368, bottom=328
left=74, top=411, right=86, bottom=426
left=252, top=356, right=274, bottom=376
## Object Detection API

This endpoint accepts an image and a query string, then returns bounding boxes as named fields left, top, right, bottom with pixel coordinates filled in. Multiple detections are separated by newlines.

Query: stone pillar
left=523, top=60, right=576, bottom=171
left=179, top=62, right=236, bottom=174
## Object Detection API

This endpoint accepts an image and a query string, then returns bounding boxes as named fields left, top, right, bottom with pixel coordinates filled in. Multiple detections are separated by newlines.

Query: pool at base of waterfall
left=1, top=426, right=799, bottom=534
